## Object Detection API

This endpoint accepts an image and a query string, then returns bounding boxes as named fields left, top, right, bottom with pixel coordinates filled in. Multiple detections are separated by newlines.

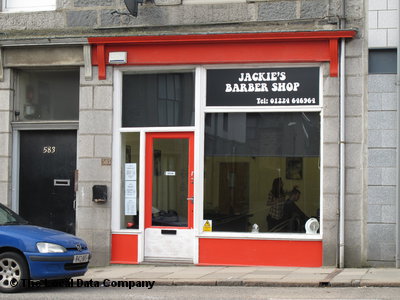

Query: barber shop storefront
left=89, top=30, right=355, bottom=267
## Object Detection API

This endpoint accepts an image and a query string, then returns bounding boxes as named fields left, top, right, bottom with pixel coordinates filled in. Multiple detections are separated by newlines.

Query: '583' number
left=43, top=146, right=56, bottom=154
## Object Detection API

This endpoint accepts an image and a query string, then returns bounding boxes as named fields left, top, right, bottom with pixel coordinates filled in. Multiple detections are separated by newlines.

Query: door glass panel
left=152, top=138, right=188, bottom=227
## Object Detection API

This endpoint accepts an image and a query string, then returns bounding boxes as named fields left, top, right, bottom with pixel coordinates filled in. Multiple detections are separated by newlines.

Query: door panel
left=19, top=130, right=77, bottom=234
left=152, top=138, right=189, bottom=227
left=144, top=132, right=194, bottom=262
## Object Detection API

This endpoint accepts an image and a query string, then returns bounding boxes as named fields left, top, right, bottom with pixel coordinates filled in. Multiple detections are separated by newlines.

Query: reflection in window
left=121, top=133, right=140, bottom=229
left=122, top=72, right=194, bottom=127
left=152, top=138, right=188, bottom=227
left=16, top=70, right=79, bottom=121
left=204, top=112, right=320, bottom=234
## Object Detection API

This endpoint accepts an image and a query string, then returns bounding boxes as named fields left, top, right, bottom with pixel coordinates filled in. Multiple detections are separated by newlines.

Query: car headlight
left=37, top=242, right=67, bottom=253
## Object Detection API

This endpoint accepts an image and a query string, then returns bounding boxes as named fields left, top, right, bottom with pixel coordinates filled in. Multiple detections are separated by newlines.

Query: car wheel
left=0, top=252, right=29, bottom=293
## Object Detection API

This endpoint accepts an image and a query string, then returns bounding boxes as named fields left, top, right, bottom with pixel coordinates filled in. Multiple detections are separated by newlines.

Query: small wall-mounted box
left=109, top=52, right=127, bottom=64
left=93, top=185, right=107, bottom=203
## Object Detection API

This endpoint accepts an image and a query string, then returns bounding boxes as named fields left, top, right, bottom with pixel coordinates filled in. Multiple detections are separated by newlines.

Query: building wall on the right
left=369, top=0, right=398, bottom=48
left=367, top=0, right=399, bottom=267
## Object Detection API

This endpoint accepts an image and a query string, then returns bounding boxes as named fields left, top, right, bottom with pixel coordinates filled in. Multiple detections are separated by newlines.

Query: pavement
left=80, top=264, right=400, bottom=288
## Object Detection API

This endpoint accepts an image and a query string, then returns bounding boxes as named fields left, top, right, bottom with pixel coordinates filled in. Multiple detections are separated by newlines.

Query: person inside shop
left=266, top=177, right=293, bottom=231
left=282, top=187, right=308, bottom=232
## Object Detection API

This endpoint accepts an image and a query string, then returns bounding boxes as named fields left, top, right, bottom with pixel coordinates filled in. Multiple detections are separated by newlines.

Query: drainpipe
left=396, top=0, right=400, bottom=268
left=338, top=0, right=346, bottom=269
left=339, top=37, right=346, bottom=269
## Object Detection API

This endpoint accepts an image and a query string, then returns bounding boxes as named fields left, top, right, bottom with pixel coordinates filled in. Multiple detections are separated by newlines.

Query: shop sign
left=206, top=67, right=319, bottom=106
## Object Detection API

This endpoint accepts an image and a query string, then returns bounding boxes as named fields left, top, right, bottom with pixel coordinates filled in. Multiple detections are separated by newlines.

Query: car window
left=0, top=204, right=28, bottom=225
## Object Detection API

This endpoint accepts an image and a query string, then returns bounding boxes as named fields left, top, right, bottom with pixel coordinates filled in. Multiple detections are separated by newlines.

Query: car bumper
left=25, top=251, right=91, bottom=280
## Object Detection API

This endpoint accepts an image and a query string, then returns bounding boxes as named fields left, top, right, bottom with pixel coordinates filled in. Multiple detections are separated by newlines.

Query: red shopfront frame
left=93, top=30, right=356, bottom=267
left=89, top=30, right=356, bottom=80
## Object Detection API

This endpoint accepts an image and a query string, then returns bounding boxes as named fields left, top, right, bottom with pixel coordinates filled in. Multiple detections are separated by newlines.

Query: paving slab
left=337, top=268, right=369, bottom=275
left=200, top=272, right=247, bottom=279
left=250, top=270, right=292, bottom=275
left=292, top=267, right=336, bottom=274
left=241, top=274, right=286, bottom=279
left=215, top=267, right=260, bottom=273
left=162, top=273, right=215, bottom=279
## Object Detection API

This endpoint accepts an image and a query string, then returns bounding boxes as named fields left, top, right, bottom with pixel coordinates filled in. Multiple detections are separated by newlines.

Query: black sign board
left=206, top=67, right=319, bottom=106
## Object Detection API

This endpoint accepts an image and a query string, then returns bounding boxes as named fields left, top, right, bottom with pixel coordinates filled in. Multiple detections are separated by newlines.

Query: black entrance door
left=19, top=130, right=77, bottom=234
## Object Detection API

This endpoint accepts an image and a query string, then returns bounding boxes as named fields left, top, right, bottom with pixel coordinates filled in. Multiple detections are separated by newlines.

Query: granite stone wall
left=0, top=69, right=13, bottom=207
left=75, top=66, right=113, bottom=267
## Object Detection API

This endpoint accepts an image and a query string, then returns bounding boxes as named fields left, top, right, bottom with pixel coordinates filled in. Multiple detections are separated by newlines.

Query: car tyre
left=0, top=252, right=29, bottom=293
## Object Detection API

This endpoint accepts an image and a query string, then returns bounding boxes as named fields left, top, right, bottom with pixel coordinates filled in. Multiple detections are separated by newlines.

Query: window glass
left=4, top=0, right=56, bottom=12
left=369, top=49, right=397, bottom=74
left=121, top=133, right=140, bottom=229
left=204, top=112, right=320, bottom=233
left=122, top=72, right=195, bottom=127
left=16, top=70, right=79, bottom=121
left=152, top=138, right=188, bottom=227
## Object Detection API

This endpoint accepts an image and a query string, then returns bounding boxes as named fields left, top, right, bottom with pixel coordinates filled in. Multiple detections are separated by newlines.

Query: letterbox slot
left=54, top=179, right=70, bottom=186
left=161, top=230, right=177, bottom=235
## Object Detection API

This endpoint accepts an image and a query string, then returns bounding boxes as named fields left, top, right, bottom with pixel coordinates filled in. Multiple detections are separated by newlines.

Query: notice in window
left=125, top=197, right=136, bottom=216
left=125, top=163, right=137, bottom=181
left=124, top=164, right=137, bottom=215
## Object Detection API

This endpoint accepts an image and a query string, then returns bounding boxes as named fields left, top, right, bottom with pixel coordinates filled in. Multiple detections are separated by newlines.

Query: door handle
left=187, top=197, right=194, bottom=202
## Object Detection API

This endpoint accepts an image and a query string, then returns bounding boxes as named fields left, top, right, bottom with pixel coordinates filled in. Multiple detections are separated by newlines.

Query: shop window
left=122, top=72, right=194, bottom=127
left=16, top=69, right=79, bottom=121
left=204, top=112, right=320, bottom=234
left=3, top=0, right=56, bottom=12
left=369, top=49, right=397, bottom=74
left=121, top=132, right=140, bottom=229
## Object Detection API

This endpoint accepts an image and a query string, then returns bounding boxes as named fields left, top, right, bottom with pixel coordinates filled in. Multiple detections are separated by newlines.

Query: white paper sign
left=125, top=163, right=137, bottom=181
left=125, top=181, right=137, bottom=199
left=125, top=198, right=136, bottom=216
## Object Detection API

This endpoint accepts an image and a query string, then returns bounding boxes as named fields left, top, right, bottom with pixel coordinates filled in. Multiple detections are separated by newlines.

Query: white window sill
left=3, top=6, right=56, bottom=13
left=112, top=229, right=143, bottom=234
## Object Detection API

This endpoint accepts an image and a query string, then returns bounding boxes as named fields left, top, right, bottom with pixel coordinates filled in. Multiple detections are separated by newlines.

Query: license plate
left=73, top=254, right=89, bottom=264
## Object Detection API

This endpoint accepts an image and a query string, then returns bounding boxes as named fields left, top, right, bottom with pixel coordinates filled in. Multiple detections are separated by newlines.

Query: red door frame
left=145, top=132, right=194, bottom=229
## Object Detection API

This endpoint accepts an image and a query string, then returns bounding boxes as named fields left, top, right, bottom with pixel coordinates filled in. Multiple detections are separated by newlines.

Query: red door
left=144, top=132, right=194, bottom=262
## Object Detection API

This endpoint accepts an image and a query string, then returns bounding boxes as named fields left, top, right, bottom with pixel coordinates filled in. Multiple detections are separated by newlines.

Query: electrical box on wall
left=93, top=185, right=107, bottom=203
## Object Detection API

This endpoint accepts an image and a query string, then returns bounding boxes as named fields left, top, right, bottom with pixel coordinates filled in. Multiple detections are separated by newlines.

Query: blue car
left=0, top=203, right=90, bottom=293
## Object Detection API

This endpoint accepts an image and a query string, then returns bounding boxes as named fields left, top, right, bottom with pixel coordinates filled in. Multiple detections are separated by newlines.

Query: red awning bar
left=88, top=30, right=356, bottom=80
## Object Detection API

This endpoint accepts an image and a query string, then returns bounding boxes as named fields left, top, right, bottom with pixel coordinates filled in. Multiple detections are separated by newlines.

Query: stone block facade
left=0, top=69, right=13, bottom=207
left=75, top=66, right=113, bottom=266
left=367, top=0, right=399, bottom=267
left=368, top=74, right=398, bottom=266
left=0, top=0, right=381, bottom=268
